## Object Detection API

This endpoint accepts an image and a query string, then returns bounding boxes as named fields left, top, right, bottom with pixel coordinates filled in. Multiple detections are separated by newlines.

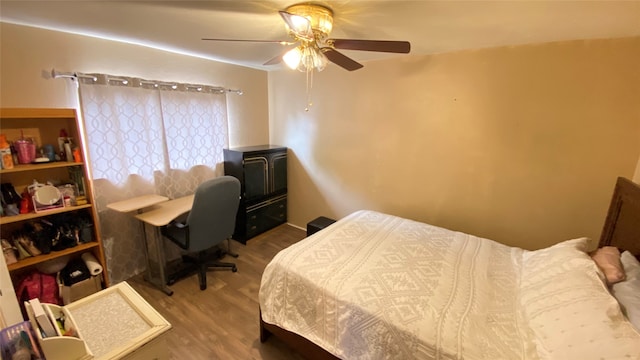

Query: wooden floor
left=127, top=224, right=307, bottom=360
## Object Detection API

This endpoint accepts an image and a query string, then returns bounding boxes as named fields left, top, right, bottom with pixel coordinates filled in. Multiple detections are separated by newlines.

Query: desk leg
left=154, top=226, right=173, bottom=296
left=140, top=221, right=173, bottom=296
left=140, top=217, right=152, bottom=283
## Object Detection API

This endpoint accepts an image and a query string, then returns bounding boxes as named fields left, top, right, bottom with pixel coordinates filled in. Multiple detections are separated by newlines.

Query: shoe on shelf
left=3, top=203, right=19, bottom=216
left=12, top=237, right=32, bottom=260
left=2, top=238, right=18, bottom=265
left=1, top=183, right=21, bottom=205
left=17, top=234, right=41, bottom=256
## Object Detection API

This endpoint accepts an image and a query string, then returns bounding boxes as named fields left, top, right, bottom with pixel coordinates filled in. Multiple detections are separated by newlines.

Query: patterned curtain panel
left=160, top=90, right=228, bottom=170
left=78, top=76, right=229, bottom=284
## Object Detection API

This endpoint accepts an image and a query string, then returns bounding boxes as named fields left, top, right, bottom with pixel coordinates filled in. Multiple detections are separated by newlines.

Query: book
left=29, top=298, right=58, bottom=338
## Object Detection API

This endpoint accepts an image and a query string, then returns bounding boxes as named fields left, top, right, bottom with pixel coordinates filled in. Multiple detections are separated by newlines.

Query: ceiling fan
left=202, top=3, right=411, bottom=72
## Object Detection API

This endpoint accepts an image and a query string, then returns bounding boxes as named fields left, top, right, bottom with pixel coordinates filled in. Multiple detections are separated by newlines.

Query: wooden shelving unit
left=0, top=108, right=108, bottom=286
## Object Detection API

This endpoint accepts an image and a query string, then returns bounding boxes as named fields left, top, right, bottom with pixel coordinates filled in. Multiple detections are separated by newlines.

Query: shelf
left=0, top=108, right=76, bottom=119
left=0, top=204, right=93, bottom=225
left=7, top=242, right=100, bottom=272
left=2, top=107, right=109, bottom=286
left=0, top=161, right=84, bottom=174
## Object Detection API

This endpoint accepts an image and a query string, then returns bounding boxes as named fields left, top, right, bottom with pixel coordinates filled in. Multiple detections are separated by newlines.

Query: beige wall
left=269, top=37, right=640, bottom=250
left=0, top=23, right=270, bottom=148
left=3, top=23, right=638, bottom=250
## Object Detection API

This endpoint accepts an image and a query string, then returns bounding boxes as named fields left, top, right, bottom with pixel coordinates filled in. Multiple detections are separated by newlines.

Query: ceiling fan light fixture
left=283, top=44, right=328, bottom=72
left=311, top=47, right=328, bottom=71
left=284, top=3, right=334, bottom=38
left=280, top=11, right=313, bottom=40
left=283, top=47, right=302, bottom=70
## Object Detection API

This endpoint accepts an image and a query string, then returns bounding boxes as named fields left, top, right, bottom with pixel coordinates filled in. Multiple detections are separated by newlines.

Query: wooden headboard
left=598, top=177, right=640, bottom=259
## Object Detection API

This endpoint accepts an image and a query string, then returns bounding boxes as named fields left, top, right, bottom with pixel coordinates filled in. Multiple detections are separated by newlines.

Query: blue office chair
left=161, top=176, right=241, bottom=290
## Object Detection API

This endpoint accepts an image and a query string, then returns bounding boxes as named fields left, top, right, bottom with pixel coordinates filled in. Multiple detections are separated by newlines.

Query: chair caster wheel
left=232, top=266, right=238, bottom=272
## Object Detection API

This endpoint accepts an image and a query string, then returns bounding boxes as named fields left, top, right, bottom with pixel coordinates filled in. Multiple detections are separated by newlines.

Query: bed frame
left=259, top=309, right=339, bottom=360
left=598, top=177, right=640, bottom=259
left=260, top=176, right=640, bottom=359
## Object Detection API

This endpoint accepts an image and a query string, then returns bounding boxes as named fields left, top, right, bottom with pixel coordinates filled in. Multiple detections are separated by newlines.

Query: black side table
left=306, top=216, right=337, bottom=236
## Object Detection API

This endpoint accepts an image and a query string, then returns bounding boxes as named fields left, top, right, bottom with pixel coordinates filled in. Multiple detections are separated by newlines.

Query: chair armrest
left=161, top=221, right=190, bottom=250
left=173, top=221, right=188, bottom=229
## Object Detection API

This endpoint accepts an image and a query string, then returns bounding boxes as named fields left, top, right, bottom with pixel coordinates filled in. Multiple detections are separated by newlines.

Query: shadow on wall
left=287, top=149, right=336, bottom=225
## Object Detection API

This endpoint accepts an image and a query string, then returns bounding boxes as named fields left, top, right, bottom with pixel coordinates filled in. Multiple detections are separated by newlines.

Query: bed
left=259, top=177, right=640, bottom=360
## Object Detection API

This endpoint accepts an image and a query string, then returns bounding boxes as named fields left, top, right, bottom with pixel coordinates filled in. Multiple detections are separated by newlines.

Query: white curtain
left=78, top=77, right=229, bottom=284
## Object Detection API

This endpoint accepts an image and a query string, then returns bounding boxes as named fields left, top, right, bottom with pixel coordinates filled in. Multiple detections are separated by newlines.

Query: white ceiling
left=1, top=1, right=639, bottom=71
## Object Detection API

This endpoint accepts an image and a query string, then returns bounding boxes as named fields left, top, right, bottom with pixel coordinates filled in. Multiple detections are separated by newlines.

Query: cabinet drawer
left=245, top=196, right=287, bottom=238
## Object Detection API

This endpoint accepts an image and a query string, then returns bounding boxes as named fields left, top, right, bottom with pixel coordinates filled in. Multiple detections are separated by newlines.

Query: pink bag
left=16, top=271, right=61, bottom=317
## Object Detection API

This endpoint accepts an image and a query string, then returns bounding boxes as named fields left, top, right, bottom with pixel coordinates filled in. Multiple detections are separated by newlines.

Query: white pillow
left=612, top=251, right=640, bottom=331
left=520, top=240, right=640, bottom=358
left=620, top=250, right=640, bottom=279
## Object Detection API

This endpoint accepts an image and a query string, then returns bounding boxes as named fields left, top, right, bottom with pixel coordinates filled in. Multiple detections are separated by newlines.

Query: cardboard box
left=56, top=274, right=102, bottom=305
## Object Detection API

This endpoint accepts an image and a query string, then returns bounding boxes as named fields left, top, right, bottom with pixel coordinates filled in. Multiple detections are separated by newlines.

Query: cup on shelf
left=43, top=144, right=56, bottom=162
left=15, top=138, right=36, bottom=164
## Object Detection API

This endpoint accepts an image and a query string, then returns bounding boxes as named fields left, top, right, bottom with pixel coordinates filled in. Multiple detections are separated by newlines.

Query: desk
left=107, top=195, right=173, bottom=295
left=134, top=195, right=194, bottom=227
left=106, top=194, right=169, bottom=213
left=134, top=195, right=195, bottom=295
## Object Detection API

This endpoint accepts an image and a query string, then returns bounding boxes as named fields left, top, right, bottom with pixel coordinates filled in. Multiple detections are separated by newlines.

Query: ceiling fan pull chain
left=305, top=67, right=313, bottom=112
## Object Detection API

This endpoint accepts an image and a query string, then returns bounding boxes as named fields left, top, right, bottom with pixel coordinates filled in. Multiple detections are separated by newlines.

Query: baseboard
left=287, top=222, right=305, bottom=231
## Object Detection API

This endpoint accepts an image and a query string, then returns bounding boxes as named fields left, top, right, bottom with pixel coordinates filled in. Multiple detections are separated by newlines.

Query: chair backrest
left=186, top=176, right=241, bottom=253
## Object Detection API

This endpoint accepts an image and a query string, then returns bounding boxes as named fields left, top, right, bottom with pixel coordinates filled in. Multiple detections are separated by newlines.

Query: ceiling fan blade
left=202, top=38, right=295, bottom=45
left=330, top=39, right=411, bottom=54
left=264, top=53, right=284, bottom=66
left=263, top=41, right=301, bottom=66
left=321, top=48, right=363, bottom=71
left=279, top=11, right=314, bottom=41
left=262, top=49, right=289, bottom=65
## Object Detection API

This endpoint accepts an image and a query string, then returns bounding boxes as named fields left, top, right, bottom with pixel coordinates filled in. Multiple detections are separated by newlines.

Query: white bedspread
left=259, top=210, right=640, bottom=359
